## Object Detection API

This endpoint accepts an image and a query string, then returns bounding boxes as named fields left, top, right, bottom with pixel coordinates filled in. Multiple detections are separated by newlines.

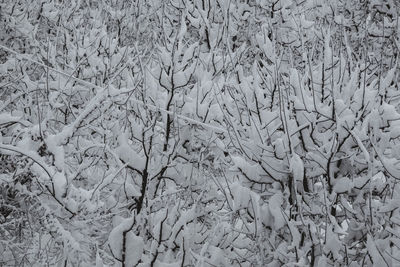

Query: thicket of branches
left=1, top=0, right=400, bottom=266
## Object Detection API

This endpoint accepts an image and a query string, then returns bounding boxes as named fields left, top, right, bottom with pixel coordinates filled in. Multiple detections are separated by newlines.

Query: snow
left=53, top=89, right=108, bottom=145
left=371, top=172, right=386, bottom=192
left=379, top=198, right=400, bottom=213
left=380, top=66, right=396, bottom=91
left=53, top=171, right=67, bottom=199
left=116, top=132, right=146, bottom=171
left=290, top=153, right=304, bottom=181
left=108, top=217, right=144, bottom=266
left=351, top=130, right=370, bottom=163
left=323, top=225, right=342, bottom=260
left=139, top=260, right=181, bottom=267
left=230, top=181, right=252, bottom=211
left=273, top=138, right=286, bottom=158
left=231, top=156, right=263, bottom=183
left=287, top=220, right=301, bottom=248
left=2, top=1, right=400, bottom=266
left=88, top=54, right=106, bottom=73
left=381, top=102, right=400, bottom=121
left=268, top=191, right=285, bottom=230
left=300, top=14, right=314, bottom=29
left=125, top=232, right=144, bottom=266
left=66, top=198, right=78, bottom=213
left=324, top=31, right=332, bottom=66
left=46, top=135, right=65, bottom=171
left=209, top=246, right=229, bottom=266
left=366, top=235, right=387, bottom=266
left=177, top=16, right=187, bottom=42
left=0, top=113, right=25, bottom=125
left=333, top=177, right=353, bottom=194
left=96, top=249, right=104, bottom=267
left=340, top=196, right=357, bottom=214
left=125, top=182, right=141, bottom=198
left=381, top=156, right=400, bottom=180
left=181, top=42, right=197, bottom=67
left=256, top=33, right=274, bottom=61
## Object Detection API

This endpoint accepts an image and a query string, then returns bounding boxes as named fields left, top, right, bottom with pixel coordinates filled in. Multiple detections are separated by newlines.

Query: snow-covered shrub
left=0, top=0, right=399, bottom=266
